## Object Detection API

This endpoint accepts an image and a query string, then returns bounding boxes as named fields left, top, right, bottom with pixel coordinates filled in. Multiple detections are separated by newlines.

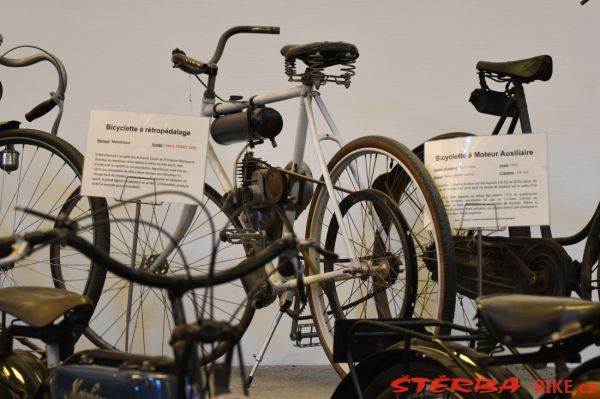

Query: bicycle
left=332, top=294, right=600, bottom=398
left=404, top=55, right=600, bottom=328
left=0, top=34, right=110, bottom=315
left=84, top=25, right=457, bottom=376
left=0, top=199, right=307, bottom=398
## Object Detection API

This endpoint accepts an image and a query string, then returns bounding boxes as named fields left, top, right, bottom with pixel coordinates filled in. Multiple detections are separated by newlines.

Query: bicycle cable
left=194, top=74, right=227, bottom=102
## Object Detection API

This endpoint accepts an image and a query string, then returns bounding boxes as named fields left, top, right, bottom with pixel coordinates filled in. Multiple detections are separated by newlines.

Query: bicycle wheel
left=581, top=207, right=600, bottom=301
left=306, top=136, right=456, bottom=376
left=322, top=189, right=417, bottom=320
left=0, top=128, right=109, bottom=303
left=84, top=183, right=255, bottom=359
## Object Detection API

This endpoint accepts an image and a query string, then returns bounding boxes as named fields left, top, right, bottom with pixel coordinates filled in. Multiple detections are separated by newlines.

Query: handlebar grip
left=250, top=26, right=280, bottom=34
left=171, top=49, right=209, bottom=75
left=25, top=98, right=57, bottom=122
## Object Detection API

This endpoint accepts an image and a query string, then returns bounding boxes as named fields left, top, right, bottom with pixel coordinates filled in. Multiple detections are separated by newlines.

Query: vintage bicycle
left=0, top=198, right=306, bottom=398
left=0, top=34, right=110, bottom=317
left=390, top=55, right=600, bottom=328
left=80, top=25, right=457, bottom=377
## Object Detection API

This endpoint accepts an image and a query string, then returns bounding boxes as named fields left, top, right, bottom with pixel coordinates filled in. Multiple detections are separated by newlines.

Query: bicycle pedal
left=293, top=323, right=321, bottom=348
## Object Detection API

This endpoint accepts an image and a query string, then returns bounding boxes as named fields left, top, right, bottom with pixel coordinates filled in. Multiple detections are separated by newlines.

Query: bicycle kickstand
left=245, top=295, right=292, bottom=388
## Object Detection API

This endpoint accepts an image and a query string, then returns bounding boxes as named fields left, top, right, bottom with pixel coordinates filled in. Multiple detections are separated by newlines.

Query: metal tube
left=477, top=229, right=483, bottom=297
left=304, top=95, right=357, bottom=261
left=272, top=264, right=388, bottom=295
left=212, top=86, right=304, bottom=116
left=246, top=310, right=285, bottom=387
left=125, top=201, right=142, bottom=353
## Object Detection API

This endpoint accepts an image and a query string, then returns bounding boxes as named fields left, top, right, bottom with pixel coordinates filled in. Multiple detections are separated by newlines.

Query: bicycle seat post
left=513, top=82, right=532, bottom=133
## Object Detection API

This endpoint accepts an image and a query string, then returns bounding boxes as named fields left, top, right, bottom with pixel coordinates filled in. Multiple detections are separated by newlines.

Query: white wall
left=2, top=0, right=599, bottom=365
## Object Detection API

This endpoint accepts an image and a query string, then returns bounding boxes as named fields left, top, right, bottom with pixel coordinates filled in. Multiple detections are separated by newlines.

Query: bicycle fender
left=0, top=350, right=48, bottom=398
left=331, top=339, right=531, bottom=399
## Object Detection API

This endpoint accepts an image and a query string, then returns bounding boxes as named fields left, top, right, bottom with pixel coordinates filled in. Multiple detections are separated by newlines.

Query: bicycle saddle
left=476, top=55, right=552, bottom=83
left=0, top=286, right=93, bottom=327
left=0, top=120, right=20, bottom=131
left=477, top=294, right=600, bottom=347
left=280, top=41, right=359, bottom=68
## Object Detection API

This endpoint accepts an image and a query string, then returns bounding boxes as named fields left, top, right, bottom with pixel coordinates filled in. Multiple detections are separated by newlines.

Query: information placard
left=81, top=110, right=209, bottom=204
left=424, top=134, right=549, bottom=229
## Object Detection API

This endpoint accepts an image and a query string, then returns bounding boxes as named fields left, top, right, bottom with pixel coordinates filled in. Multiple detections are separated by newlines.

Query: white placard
left=424, top=134, right=549, bottom=229
left=81, top=110, right=209, bottom=205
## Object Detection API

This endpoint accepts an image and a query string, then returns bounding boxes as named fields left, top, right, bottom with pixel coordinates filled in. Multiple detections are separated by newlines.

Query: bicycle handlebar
left=208, top=25, right=279, bottom=65
left=0, top=227, right=298, bottom=293
left=0, top=38, right=67, bottom=134
left=171, top=25, right=280, bottom=77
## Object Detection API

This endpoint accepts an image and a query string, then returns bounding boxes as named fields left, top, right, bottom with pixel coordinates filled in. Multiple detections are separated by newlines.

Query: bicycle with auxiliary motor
left=0, top=199, right=317, bottom=398
left=402, top=54, right=600, bottom=327
left=80, top=24, right=458, bottom=377
left=0, top=34, right=110, bottom=330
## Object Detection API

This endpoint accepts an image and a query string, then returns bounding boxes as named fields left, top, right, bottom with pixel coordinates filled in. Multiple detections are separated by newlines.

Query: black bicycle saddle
left=280, top=41, right=359, bottom=69
left=476, top=55, right=552, bottom=83
left=477, top=294, right=600, bottom=347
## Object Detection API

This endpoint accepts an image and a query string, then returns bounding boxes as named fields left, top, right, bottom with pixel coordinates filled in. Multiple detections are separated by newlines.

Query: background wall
left=1, top=0, right=599, bottom=365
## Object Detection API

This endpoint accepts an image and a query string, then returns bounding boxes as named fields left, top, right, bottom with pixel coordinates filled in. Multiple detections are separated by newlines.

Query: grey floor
left=230, top=366, right=340, bottom=398
left=227, top=365, right=554, bottom=398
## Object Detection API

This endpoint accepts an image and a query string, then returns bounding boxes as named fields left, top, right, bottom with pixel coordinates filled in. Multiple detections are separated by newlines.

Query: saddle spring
left=475, top=315, right=501, bottom=354
left=284, top=49, right=357, bottom=89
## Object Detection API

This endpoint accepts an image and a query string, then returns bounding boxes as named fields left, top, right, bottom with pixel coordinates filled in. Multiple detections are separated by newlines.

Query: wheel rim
left=0, top=135, right=103, bottom=297
left=323, top=189, right=416, bottom=321
left=308, top=144, right=450, bottom=373
left=84, top=185, right=254, bottom=358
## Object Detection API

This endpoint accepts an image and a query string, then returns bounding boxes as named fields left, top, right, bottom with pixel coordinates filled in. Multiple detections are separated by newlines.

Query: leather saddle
left=477, top=294, right=600, bottom=347
left=476, top=55, right=552, bottom=83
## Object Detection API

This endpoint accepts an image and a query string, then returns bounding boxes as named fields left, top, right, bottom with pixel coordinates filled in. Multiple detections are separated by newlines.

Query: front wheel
left=0, top=129, right=109, bottom=305
left=306, top=136, right=456, bottom=376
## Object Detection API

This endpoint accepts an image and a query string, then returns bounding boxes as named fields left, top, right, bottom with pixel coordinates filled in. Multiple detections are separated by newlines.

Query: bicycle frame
left=149, top=82, right=385, bottom=298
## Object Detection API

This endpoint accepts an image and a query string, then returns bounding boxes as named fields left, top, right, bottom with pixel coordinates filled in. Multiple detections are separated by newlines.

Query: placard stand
left=116, top=175, right=161, bottom=352
left=457, top=202, right=504, bottom=297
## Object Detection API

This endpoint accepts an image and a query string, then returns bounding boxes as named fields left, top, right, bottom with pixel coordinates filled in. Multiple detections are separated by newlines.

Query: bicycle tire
left=306, top=136, right=456, bottom=376
left=84, top=183, right=256, bottom=360
left=581, top=209, right=600, bottom=301
left=323, top=188, right=417, bottom=321
left=0, top=128, right=109, bottom=304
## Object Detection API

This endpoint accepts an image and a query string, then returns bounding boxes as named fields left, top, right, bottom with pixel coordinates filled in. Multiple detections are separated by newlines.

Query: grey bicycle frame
left=149, top=83, right=373, bottom=285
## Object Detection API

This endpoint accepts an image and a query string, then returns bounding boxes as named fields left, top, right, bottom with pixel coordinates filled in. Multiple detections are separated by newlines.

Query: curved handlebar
left=0, top=227, right=297, bottom=293
left=172, top=25, right=279, bottom=77
left=208, top=25, right=280, bottom=65
left=0, top=40, right=67, bottom=134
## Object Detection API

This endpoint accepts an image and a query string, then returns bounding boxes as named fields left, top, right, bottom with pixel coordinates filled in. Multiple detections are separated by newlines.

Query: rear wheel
left=306, top=136, right=456, bottom=376
left=323, top=189, right=417, bottom=321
